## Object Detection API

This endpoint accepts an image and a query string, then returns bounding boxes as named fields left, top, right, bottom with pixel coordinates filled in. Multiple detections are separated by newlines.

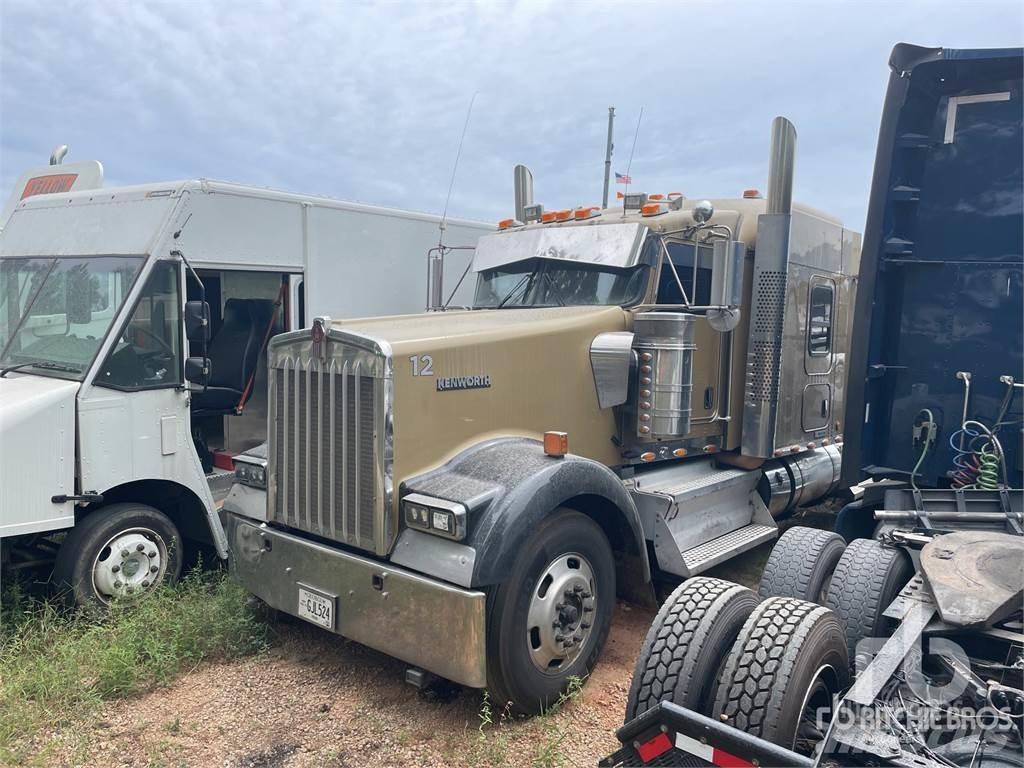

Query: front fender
left=400, top=438, right=649, bottom=587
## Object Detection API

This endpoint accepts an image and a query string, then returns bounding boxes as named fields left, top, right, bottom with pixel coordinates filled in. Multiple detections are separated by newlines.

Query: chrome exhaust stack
left=765, top=116, right=796, bottom=216
left=513, top=164, right=533, bottom=223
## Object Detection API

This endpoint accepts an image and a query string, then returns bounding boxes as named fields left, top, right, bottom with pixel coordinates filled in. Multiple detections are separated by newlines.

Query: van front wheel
left=54, top=503, right=183, bottom=607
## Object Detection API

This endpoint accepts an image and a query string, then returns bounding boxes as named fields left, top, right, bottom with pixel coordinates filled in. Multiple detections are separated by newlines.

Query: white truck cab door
left=77, top=260, right=226, bottom=555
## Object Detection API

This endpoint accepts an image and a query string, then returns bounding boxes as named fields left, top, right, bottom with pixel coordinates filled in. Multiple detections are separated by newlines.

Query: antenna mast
left=428, top=94, right=477, bottom=311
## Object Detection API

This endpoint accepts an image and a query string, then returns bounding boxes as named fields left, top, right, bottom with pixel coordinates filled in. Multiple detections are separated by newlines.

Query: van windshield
left=0, top=256, right=145, bottom=380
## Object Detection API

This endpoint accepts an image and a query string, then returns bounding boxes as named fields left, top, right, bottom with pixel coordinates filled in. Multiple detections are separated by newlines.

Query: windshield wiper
left=0, top=360, right=81, bottom=378
left=496, top=273, right=535, bottom=308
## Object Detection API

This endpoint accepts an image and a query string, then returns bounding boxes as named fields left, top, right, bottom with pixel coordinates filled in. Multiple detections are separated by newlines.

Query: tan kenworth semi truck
left=223, top=117, right=861, bottom=713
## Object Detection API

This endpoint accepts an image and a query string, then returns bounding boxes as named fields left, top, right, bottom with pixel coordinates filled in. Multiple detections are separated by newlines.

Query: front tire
left=53, top=503, right=183, bottom=607
left=486, top=508, right=615, bottom=715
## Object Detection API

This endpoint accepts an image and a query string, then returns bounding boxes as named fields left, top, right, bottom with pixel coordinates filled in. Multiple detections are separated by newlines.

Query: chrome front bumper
left=227, top=512, right=487, bottom=688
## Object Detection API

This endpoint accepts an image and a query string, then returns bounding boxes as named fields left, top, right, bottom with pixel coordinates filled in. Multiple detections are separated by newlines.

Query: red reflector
left=712, top=747, right=754, bottom=768
left=212, top=450, right=237, bottom=472
left=636, top=732, right=672, bottom=763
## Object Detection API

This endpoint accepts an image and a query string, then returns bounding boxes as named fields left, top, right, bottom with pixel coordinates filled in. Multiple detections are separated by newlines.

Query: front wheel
left=53, top=503, right=183, bottom=607
left=486, top=508, right=615, bottom=715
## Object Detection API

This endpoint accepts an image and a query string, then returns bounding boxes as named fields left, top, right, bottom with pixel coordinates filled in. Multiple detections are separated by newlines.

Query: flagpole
left=601, top=107, right=615, bottom=209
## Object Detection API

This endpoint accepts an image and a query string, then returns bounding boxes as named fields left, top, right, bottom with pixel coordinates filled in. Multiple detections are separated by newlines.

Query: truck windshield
left=473, top=258, right=649, bottom=308
left=0, top=255, right=145, bottom=380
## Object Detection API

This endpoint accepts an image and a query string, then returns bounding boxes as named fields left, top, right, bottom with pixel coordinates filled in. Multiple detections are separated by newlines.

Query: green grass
left=0, top=568, right=268, bottom=765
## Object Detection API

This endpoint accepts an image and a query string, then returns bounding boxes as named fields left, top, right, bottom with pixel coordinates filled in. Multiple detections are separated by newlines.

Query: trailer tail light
left=674, top=732, right=754, bottom=767
left=544, top=431, right=568, bottom=457
left=635, top=732, right=672, bottom=763
left=743, top=189, right=762, bottom=198
left=641, top=203, right=667, bottom=217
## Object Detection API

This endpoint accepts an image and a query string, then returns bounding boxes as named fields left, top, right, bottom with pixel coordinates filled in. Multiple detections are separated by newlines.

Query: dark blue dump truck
left=603, top=44, right=1023, bottom=768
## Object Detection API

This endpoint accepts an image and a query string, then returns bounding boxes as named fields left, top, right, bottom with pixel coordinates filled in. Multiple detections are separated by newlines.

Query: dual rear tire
left=624, top=576, right=848, bottom=751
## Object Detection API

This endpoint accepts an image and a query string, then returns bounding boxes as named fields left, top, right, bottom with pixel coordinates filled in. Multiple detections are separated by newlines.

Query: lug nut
left=583, top=604, right=594, bottom=613
left=136, top=543, right=145, bottom=552
left=150, top=565, right=158, bottom=574
left=142, top=580, right=150, bottom=588
left=581, top=621, right=592, bottom=629
left=147, top=550, right=157, bottom=558
left=114, top=580, right=122, bottom=588
left=121, top=549, right=130, bottom=558
left=573, top=585, right=583, bottom=594
left=111, top=564, right=121, bottom=573
left=554, top=633, right=565, bottom=642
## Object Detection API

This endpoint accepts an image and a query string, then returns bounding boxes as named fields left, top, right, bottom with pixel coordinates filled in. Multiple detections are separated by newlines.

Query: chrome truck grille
left=267, top=327, right=394, bottom=555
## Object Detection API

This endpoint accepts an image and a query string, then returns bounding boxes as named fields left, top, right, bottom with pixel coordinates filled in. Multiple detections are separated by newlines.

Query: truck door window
left=97, top=261, right=183, bottom=390
left=807, top=281, right=834, bottom=356
left=656, top=241, right=712, bottom=305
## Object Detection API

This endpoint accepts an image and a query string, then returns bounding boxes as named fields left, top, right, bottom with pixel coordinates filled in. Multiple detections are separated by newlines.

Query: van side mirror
left=185, top=356, right=211, bottom=385
left=184, top=300, right=211, bottom=342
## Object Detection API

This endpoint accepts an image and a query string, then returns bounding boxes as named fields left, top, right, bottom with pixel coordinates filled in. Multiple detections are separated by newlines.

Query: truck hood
left=334, top=305, right=626, bottom=356
left=0, top=374, right=78, bottom=536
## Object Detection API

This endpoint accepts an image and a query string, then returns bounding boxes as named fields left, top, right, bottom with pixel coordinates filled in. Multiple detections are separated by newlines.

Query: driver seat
left=190, top=298, right=260, bottom=414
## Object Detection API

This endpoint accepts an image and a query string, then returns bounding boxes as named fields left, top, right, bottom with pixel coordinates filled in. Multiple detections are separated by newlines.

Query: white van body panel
left=0, top=375, right=76, bottom=537
left=77, top=385, right=228, bottom=555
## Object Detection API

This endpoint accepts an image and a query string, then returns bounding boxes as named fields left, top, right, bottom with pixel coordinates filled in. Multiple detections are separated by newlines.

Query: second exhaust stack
left=765, top=117, right=796, bottom=216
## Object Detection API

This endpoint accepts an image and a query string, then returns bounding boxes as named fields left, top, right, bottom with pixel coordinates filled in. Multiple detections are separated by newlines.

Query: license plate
left=297, top=586, right=335, bottom=630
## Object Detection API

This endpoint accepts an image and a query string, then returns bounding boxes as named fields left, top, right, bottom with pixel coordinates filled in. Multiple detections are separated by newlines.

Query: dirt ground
left=39, top=507, right=834, bottom=768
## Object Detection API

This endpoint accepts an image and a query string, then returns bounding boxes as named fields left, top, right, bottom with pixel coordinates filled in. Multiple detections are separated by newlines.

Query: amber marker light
left=544, top=431, right=569, bottom=457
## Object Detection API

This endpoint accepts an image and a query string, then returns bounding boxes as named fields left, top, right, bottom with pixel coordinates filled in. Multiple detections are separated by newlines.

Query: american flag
left=615, top=172, right=632, bottom=184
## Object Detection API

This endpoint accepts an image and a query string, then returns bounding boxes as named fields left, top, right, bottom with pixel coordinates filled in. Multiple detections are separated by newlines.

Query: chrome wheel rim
left=91, top=527, right=168, bottom=604
left=526, top=552, right=597, bottom=674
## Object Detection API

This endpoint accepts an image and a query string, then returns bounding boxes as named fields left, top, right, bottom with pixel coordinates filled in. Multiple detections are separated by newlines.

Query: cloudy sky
left=1, top=0, right=1021, bottom=232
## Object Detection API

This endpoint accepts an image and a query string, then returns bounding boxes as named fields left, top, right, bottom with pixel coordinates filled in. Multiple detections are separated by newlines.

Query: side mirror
left=184, top=300, right=211, bottom=343
left=185, top=356, right=211, bottom=385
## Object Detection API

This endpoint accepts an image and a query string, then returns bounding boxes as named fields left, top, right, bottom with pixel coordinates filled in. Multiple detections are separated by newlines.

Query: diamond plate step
left=639, top=467, right=749, bottom=500
left=681, top=524, right=777, bottom=576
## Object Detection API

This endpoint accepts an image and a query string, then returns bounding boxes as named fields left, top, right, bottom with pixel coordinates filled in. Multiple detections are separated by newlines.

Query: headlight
left=235, top=459, right=267, bottom=489
left=402, top=493, right=466, bottom=541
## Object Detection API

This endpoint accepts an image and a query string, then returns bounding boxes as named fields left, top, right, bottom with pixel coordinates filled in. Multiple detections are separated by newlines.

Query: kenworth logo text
left=436, top=374, right=491, bottom=392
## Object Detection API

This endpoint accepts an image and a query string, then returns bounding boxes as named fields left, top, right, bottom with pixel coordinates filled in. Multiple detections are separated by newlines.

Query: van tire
left=486, top=508, right=614, bottom=716
left=758, top=526, right=846, bottom=604
left=712, top=597, right=848, bottom=749
left=824, top=538, right=914, bottom=671
left=624, top=577, right=758, bottom=722
left=53, top=503, right=183, bottom=607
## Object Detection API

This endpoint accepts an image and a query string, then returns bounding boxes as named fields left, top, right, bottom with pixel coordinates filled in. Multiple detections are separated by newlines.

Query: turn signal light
left=648, top=193, right=665, bottom=201
left=544, top=431, right=569, bottom=457
left=498, top=218, right=522, bottom=230
left=574, top=206, right=600, bottom=220
left=743, top=189, right=762, bottom=199
left=673, top=448, right=687, bottom=458
left=640, top=451, right=656, bottom=462
left=540, top=211, right=559, bottom=223
left=641, top=203, right=667, bottom=217
left=554, top=209, right=573, bottom=221
left=667, top=192, right=683, bottom=199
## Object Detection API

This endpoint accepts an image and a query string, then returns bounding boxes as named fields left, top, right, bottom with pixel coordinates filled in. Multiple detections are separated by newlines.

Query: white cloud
left=1, top=0, right=1021, bottom=231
